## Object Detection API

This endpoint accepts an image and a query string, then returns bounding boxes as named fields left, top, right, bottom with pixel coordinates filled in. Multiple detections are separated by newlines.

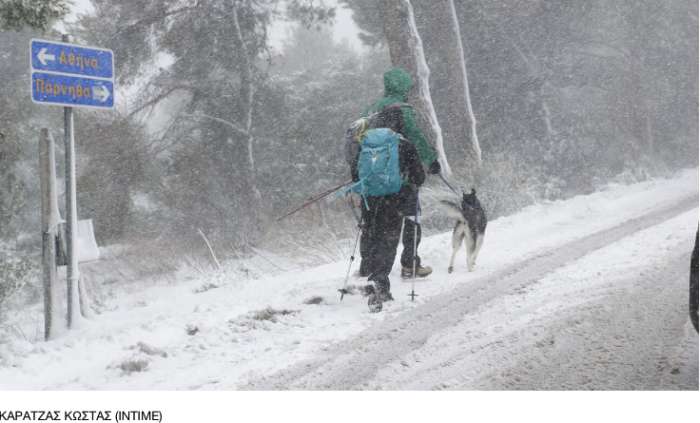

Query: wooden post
left=40, top=128, right=59, bottom=340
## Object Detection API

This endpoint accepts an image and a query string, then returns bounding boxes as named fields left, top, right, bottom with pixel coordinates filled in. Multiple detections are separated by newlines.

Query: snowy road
left=372, top=209, right=699, bottom=390
left=0, top=170, right=697, bottom=390
left=249, top=198, right=699, bottom=390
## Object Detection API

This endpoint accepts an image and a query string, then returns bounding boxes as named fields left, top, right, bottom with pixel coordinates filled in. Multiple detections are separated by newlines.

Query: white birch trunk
left=411, top=0, right=483, bottom=172
left=403, top=0, right=451, bottom=175
left=448, top=0, right=481, bottom=165
left=198, top=228, right=221, bottom=270
left=232, top=2, right=262, bottom=203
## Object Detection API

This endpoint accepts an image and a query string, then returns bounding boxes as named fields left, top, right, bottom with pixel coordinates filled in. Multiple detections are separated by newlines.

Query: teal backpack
left=346, top=128, right=403, bottom=202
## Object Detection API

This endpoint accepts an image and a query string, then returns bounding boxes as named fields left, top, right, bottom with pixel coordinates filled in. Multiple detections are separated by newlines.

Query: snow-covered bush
left=0, top=252, right=36, bottom=320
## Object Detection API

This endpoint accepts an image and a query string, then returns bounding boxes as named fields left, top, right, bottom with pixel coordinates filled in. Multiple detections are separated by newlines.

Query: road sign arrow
left=93, top=85, right=110, bottom=102
left=31, top=40, right=115, bottom=110
left=37, top=47, right=55, bottom=66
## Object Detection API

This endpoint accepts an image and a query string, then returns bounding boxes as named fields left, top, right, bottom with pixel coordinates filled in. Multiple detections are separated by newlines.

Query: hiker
left=348, top=128, right=425, bottom=301
left=358, top=67, right=441, bottom=279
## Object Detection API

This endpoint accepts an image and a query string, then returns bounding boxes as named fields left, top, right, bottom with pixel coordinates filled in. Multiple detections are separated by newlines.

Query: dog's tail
left=438, top=200, right=465, bottom=222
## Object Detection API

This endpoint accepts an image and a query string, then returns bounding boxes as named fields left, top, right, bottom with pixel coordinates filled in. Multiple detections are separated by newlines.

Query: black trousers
left=361, top=212, right=422, bottom=271
left=400, top=217, right=422, bottom=268
left=358, top=196, right=402, bottom=291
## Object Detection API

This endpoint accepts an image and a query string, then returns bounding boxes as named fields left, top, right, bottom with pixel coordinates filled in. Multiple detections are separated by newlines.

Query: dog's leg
left=465, top=226, right=475, bottom=272
left=448, top=223, right=464, bottom=274
left=471, top=233, right=485, bottom=271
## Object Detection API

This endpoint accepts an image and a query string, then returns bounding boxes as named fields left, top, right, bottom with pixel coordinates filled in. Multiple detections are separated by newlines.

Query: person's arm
left=400, top=105, right=438, bottom=168
left=400, top=139, right=425, bottom=187
left=345, top=129, right=361, bottom=182
left=349, top=144, right=360, bottom=182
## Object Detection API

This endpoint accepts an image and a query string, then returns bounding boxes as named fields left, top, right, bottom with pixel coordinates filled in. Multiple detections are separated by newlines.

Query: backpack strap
left=338, top=180, right=370, bottom=209
left=382, top=102, right=411, bottom=111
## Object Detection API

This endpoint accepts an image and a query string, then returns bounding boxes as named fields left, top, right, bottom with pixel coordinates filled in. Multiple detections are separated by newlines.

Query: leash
left=438, top=172, right=461, bottom=196
left=474, top=187, right=511, bottom=197
left=439, top=172, right=510, bottom=198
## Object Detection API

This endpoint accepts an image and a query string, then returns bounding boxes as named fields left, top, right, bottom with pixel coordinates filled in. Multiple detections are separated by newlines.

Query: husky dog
left=440, top=189, right=487, bottom=273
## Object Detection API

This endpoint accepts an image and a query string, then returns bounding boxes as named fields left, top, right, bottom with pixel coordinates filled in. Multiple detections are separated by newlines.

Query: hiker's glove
left=428, top=160, right=441, bottom=175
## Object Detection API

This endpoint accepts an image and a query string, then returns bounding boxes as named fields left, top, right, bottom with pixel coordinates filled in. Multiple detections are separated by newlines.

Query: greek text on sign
left=31, top=39, right=114, bottom=79
left=30, top=38, right=115, bottom=109
left=32, top=72, right=114, bottom=108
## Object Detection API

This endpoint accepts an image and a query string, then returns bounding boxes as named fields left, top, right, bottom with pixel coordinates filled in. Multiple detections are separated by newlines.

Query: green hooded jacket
left=365, top=67, right=437, bottom=167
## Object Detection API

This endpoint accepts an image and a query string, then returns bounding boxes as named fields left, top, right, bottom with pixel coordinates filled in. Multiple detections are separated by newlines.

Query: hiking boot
left=354, top=269, right=371, bottom=278
left=369, top=274, right=392, bottom=297
left=401, top=264, right=432, bottom=278
left=358, top=260, right=371, bottom=278
left=378, top=290, right=394, bottom=302
left=367, top=292, right=383, bottom=313
left=363, top=284, right=383, bottom=312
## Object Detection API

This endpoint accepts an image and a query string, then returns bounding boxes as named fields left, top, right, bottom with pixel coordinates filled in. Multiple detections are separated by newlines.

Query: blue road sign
left=30, top=39, right=115, bottom=109
left=31, top=39, right=114, bottom=79
left=32, top=72, right=114, bottom=109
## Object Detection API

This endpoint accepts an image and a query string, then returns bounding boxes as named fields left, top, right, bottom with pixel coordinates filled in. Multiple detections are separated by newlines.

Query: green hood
left=366, top=66, right=437, bottom=167
left=383, top=67, right=413, bottom=100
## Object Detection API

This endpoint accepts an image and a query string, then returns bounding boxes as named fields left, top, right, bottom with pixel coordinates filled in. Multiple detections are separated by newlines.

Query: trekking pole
left=339, top=220, right=362, bottom=301
left=276, top=179, right=352, bottom=221
left=409, top=198, right=420, bottom=302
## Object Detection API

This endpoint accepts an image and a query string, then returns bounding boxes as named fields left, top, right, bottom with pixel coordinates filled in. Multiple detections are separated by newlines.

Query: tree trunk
left=413, top=0, right=481, bottom=173
left=381, top=0, right=451, bottom=174
left=230, top=1, right=264, bottom=242
left=232, top=1, right=262, bottom=211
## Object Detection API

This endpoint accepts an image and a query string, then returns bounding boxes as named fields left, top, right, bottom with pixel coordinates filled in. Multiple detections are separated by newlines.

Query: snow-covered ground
left=0, top=169, right=697, bottom=389
left=367, top=209, right=699, bottom=390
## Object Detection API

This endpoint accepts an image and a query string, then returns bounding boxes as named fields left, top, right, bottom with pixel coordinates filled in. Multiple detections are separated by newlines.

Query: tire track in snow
left=245, top=196, right=697, bottom=389
left=373, top=239, right=697, bottom=390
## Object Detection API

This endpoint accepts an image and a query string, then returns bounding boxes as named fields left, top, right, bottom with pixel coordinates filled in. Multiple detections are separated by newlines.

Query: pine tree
left=0, top=0, right=68, bottom=30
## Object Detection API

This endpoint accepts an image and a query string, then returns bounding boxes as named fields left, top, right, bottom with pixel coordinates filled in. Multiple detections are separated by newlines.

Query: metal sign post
left=61, top=33, right=79, bottom=328
left=30, top=35, right=115, bottom=329
left=62, top=41, right=79, bottom=327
